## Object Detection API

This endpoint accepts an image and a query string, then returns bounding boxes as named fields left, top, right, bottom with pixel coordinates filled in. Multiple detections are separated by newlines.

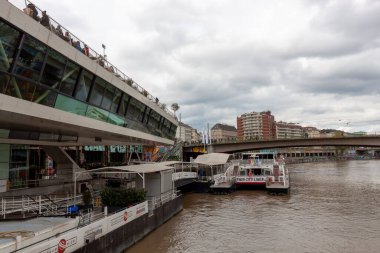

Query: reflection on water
left=126, top=160, right=380, bottom=253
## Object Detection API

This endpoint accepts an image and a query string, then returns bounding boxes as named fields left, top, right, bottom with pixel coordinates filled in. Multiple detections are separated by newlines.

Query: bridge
left=184, top=136, right=380, bottom=154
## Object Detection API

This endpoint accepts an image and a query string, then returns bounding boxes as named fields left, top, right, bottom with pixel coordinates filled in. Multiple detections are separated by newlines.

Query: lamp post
left=102, top=44, right=106, bottom=59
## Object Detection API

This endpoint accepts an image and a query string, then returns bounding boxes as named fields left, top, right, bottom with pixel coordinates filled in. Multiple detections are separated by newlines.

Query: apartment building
left=276, top=121, right=304, bottom=139
left=211, top=123, right=237, bottom=141
left=236, top=111, right=276, bottom=140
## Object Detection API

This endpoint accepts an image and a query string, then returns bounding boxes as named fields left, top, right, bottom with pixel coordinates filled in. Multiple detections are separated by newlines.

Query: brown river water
left=126, top=160, right=380, bottom=253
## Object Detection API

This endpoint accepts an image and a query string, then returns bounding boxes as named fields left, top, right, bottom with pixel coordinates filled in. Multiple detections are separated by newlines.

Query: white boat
left=211, top=152, right=290, bottom=194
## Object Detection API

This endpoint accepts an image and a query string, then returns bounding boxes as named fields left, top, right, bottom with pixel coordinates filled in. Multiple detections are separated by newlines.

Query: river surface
left=127, top=160, right=380, bottom=253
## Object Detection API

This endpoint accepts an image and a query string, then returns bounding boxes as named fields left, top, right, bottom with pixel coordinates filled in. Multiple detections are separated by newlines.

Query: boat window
left=100, top=83, right=115, bottom=111
left=15, top=36, right=47, bottom=81
left=0, top=21, right=21, bottom=72
left=59, top=61, right=80, bottom=96
left=74, top=69, right=93, bottom=101
left=40, top=49, right=66, bottom=88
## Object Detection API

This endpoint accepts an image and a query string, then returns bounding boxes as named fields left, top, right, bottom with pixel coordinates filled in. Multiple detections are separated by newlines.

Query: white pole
left=74, top=172, right=77, bottom=205
left=39, top=195, right=41, bottom=215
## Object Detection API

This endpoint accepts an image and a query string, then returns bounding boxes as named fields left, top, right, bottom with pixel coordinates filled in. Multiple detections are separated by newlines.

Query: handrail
left=19, top=0, right=176, bottom=119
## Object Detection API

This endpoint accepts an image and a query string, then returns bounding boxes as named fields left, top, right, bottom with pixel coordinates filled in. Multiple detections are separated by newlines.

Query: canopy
left=194, top=153, right=231, bottom=166
left=88, top=161, right=181, bottom=174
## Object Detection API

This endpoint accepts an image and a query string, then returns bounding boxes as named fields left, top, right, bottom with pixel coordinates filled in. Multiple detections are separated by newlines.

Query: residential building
left=276, top=121, right=303, bottom=139
left=211, top=123, right=237, bottom=141
left=303, top=127, right=320, bottom=138
left=191, top=129, right=201, bottom=142
left=236, top=111, right=276, bottom=140
left=176, top=122, right=193, bottom=143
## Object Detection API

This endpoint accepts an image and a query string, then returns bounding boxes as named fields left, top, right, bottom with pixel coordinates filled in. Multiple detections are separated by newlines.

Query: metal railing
left=19, top=0, right=175, bottom=119
left=184, top=133, right=380, bottom=147
left=0, top=194, right=82, bottom=219
left=147, top=190, right=180, bottom=215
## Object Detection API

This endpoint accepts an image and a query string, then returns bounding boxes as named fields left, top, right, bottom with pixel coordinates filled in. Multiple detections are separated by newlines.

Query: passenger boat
left=235, top=152, right=275, bottom=186
left=211, top=152, right=290, bottom=194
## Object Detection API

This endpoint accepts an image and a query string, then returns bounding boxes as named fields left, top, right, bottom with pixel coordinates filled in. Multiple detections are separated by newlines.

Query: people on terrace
left=40, top=10, right=50, bottom=28
left=19, top=1, right=160, bottom=107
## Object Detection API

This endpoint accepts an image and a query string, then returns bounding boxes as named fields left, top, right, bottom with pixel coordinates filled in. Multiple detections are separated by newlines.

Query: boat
left=210, top=152, right=290, bottom=194
left=235, top=152, right=274, bottom=187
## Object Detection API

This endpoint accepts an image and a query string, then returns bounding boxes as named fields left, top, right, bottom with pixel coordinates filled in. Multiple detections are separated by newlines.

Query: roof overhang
left=194, top=153, right=231, bottom=166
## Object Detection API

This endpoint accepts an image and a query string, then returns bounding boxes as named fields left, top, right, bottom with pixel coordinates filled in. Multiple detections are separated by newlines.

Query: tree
left=171, top=103, right=180, bottom=116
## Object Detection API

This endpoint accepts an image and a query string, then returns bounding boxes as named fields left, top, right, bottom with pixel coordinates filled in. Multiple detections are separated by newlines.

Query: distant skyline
left=11, top=0, right=380, bottom=133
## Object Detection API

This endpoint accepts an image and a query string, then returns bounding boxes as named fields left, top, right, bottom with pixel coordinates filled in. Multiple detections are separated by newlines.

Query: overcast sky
left=11, top=0, right=380, bottom=133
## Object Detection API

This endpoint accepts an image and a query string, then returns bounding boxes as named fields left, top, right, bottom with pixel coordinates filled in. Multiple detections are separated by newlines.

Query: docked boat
left=210, top=152, right=290, bottom=194
left=235, top=152, right=274, bottom=187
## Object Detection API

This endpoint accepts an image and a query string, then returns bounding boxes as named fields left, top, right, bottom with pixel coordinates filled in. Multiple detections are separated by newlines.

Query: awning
left=87, top=161, right=181, bottom=174
left=194, top=153, right=231, bottom=166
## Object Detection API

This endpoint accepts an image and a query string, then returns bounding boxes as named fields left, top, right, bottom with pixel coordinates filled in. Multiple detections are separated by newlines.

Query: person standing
left=40, top=11, right=50, bottom=29
left=27, top=4, right=39, bottom=21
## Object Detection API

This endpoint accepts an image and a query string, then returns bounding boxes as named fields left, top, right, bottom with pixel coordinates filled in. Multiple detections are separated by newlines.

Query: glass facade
left=0, top=144, right=10, bottom=180
left=60, top=61, right=80, bottom=96
left=0, top=18, right=177, bottom=140
left=41, top=49, right=66, bottom=87
left=15, top=35, right=46, bottom=81
left=0, top=21, right=20, bottom=72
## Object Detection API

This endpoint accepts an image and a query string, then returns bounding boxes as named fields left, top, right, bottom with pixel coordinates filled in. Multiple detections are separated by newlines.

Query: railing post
left=39, top=195, right=42, bottom=215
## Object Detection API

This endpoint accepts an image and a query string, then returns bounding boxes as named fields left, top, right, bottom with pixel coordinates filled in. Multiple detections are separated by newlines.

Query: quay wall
left=74, top=195, right=183, bottom=253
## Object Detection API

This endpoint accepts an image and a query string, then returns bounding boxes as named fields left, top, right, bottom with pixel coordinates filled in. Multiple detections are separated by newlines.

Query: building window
left=40, top=49, right=66, bottom=88
left=148, top=110, right=160, bottom=130
left=55, top=94, right=88, bottom=116
left=0, top=21, right=21, bottom=73
left=74, top=69, right=93, bottom=101
left=4, top=76, right=56, bottom=106
left=118, top=93, right=130, bottom=116
left=0, top=72, right=11, bottom=94
left=59, top=61, right=80, bottom=96
left=100, top=83, right=115, bottom=111
left=15, top=35, right=47, bottom=81
left=110, top=88, right=122, bottom=113
left=88, top=77, right=106, bottom=106
left=126, top=98, right=145, bottom=122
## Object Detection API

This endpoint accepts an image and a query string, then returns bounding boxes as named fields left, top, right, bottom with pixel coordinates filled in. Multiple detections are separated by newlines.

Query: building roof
left=194, top=153, right=231, bottom=166
left=211, top=123, right=237, bottom=132
left=178, top=122, right=193, bottom=129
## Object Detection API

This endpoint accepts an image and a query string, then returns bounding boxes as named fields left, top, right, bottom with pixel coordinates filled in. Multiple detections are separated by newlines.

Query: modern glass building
left=0, top=1, right=178, bottom=193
